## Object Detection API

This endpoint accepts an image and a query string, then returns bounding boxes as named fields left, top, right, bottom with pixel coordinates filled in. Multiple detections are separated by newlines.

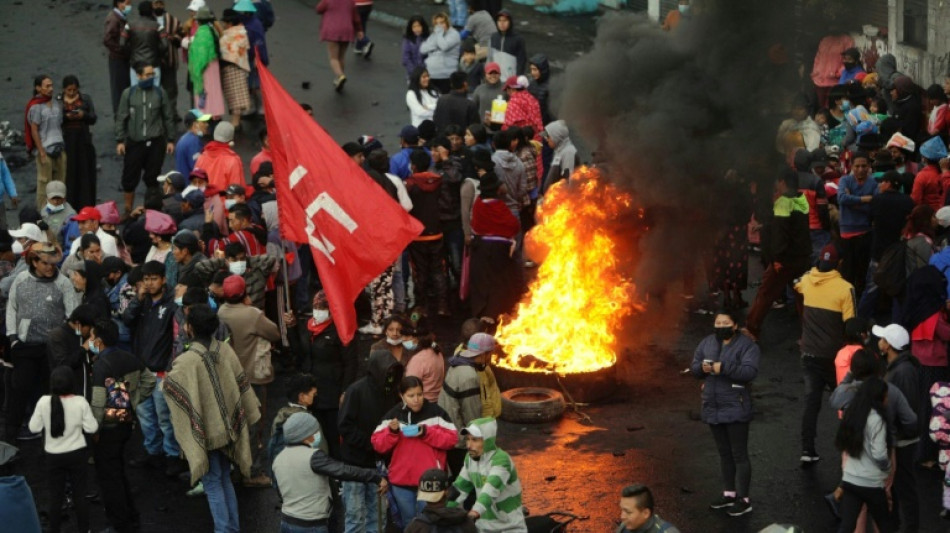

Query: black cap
left=172, top=230, right=199, bottom=248
left=225, top=184, right=247, bottom=197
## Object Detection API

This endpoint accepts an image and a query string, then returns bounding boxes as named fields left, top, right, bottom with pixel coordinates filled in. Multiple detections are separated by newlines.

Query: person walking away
left=233, top=0, right=269, bottom=116
left=274, top=412, right=389, bottom=533
left=105, top=0, right=133, bottom=113
left=407, top=150, right=450, bottom=317
left=541, top=120, right=577, bottom=192
left=28, top=366, right=98, bottom=533
left=406, top=469, right=478, bottom=533
left=195, top=122, right=245, bottom=192
left=88, top=318, right=156, bottom=533
left=26, top=75, right=66, bottom=209
left=745, top=170, right=811, bottom=340
left=835, top=318, right=872, bottom=385
left=58, top=76, right=98, bottom=209
left=188, top=8, right=227, bottom=118
left=834, top=377, right=898, bottom=532
left=420, top=13, right=461, bottom=94
left=434, top=72, right=479, bottom=134
left=468, top=172, right=521, bottom=321
left=451, top=417, right=528, bottom=532
left=115, top=62, right=175, bottom=216
left=837, top=152, right=878, bottom=297
left=316, top=0, right=364, bottom=92
left=689, top=311, right=760, bottom=517
left=219, top=9, right=252, bottom=130
left=353, top=0, right=376, bottom=58
left=372, top=376, right=458, bottom=527
left=164, top=304, right=262, bottom=533
left=617, top=484, right=681, bottom=533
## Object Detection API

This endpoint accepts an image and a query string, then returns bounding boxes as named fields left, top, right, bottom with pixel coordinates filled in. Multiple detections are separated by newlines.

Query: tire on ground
left=500, top=387, right=566, bottom=424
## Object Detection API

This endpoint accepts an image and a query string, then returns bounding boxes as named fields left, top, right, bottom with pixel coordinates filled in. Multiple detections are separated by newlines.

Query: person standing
left=616, top=484, right=681, bottom=533
left=434, top=72, right=479, bottom=134
left=407, top=150, right=450, bottom=317
left=105, top=0, right=133, bottom=114
left=59, top=75, right=98, bottom=209
left=26, top=75, right=66, bottom=209
left=487, top=10, right=526, bottom=78
left=188, top=7, right=227, bottom=118
left=316, top=0, right=364, bottom=92
left=115, top=62, right=175, bottom=216
left=120, top=1, right=167, bottom=88
left=219, top=9, right=252, bottom=129
left=794, top=244, right=856, bottom=464
left=164, top=304, right=262, bottom=533
left=837, top=152, right=878, bottom=296
left=175, top=109, right=210, bottom=176
left=153, top=0, right=182, bottom=124
left=690, top=311, right=760, bottom=517
left=420, top=13, right=461, bottom=94
left=194, top=122, right=245, bottom=192
left=439, top=331, right=495, bottom=478
left=89, top=318, right=156, bottom=533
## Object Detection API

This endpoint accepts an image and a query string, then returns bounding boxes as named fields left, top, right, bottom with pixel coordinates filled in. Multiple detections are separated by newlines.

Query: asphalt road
left=1, top=1, right=948, bottom=532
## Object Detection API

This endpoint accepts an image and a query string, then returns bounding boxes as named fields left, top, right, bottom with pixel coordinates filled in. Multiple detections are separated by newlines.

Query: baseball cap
left=485, top=62, right=501, bottom=75
left=184, top=189, right=206, bottom=209
left=416, top=469, right=450, bottom=503
left=816, top=243, right=839, bottom=272
left=937, top=206, right=950, bottom=228
left=225, top=184, right=248, bottom=197
left=73, top=206, right=102, bottom=222
left=158, top=171, right=187, bottom=190
left=871, top=324, right=910, bottom=350
left=185, top=108, right=211, bottom=126
left=399, top=125, right=419, bottom=141
left=8, top=223, right=49, bottom=243
left=460, top=423, right=485, bottom=438
left=222, top=274, right=246, bottom=298
left=190, top=168, right=210, bottom=182
left=172, top=230, right=199, bottom=249
left=460, top=333, right=496, bottom=358
left=46, top=181, right=66, bottom=199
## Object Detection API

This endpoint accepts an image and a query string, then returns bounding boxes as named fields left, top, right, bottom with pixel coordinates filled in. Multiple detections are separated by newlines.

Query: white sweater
left=842, top=410, right=890, bottom=488
left=406, top=89, right=438, bottom=127
left=29, top=395, right=98, bottom=455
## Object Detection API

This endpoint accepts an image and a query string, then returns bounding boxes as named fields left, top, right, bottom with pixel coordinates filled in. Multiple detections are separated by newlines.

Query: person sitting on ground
left=406, top=468, right=477, bottom=533
left=617, top=484, right=681, bottom=533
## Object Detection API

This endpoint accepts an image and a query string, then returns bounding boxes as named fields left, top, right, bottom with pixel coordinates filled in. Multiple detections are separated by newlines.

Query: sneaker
left=800, top=450, right=821, bottom=464
left=242, top=474, right=273, bottom=488
left=334, top=75, right=347, bottom=93
left=770, top=300, right=786, bottom=309
left=727, top=499, right=752, bottom=517
left=823, top=492, right=841, bottom=520
left=363, top=41, right=375, bottom=59
left=358, top=324, right=382, bottom=335
left=709, top=495, right=736, bottom=509
left=16, top=427, right=42, bottom=441
left=186, top=482, right=205, bottom=497
left=353, top=46, right=364, bottom=55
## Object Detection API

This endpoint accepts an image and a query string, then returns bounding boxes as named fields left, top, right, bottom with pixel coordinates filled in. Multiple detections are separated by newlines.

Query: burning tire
left=501, top=387, right=566, bottom=424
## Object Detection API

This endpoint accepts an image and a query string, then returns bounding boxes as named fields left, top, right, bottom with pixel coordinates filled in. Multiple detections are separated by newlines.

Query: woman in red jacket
left=372, top=376, right=457, bottom=529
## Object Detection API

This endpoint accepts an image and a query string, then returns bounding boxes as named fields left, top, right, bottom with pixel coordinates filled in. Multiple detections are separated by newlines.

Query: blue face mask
left=840, top=100, right=851, bottom=112
left=139, top=78, right=155, bottom=90
left=175, top=297, right=183, bottom=306
left=122, top=5, right=132, bottom=16
left=90, top=342, right=100, bottom=355
left=403, top=340, right=418, bottom=351
left=310, top=433, right=323, bottom=449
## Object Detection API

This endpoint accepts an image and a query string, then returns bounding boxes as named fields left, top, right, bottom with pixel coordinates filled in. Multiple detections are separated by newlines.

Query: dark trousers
left=746, top=259, right=808, bottom=337
left=47, top=448, right=90, bottom=533
left=109, top=57, right=131, bottom=114
left=160, top=64, right=179, bottom=122
left=709, top=422, right=751, bottom=499
left=840, top=232, right=872, bottom=296
left=314, top=408, right=340, bottom=460
left=121, top=139, right=165, bottom=193
left=838, top=482, right=896, bottom=533
left=355, top=5, right=372, bottom=49
left=409, top=239, right=448, bottom=313
left=4, top=344, right=49, bottom=439
left=801, top=355, right=836, bottom=451
left=892, top=444, right=919, bottom=532
left=447, top=448, right=467, bottom=481
left=95, top=424, right=139, bottom=532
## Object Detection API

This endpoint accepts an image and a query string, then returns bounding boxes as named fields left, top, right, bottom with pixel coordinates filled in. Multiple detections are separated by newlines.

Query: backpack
left=411, top=511, right=468, bottom=533
left=101, top=360, right=133, bottom=424
left=874, top=240, right=909, bottom=297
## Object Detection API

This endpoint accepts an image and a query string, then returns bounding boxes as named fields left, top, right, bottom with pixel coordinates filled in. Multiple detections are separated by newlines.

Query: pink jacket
left=405, top=348, right=445, bottom=403
left=811, top=34, right=855, bottom=88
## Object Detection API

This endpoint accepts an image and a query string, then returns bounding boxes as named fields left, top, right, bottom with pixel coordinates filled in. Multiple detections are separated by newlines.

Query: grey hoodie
left=491, top=150, right=527, bottom=216
left=542, top=120, right=577, bottom=191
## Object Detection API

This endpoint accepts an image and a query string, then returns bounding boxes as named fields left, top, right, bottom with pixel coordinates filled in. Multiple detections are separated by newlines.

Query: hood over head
left=876, top=54, right=897, bottom=85
left=461, top=417, right=498, bottom=452
left=491, top=150, right=522, bottom=169
left=544, top=120, right=571, bottom=146
left=529, top=54, right=550, bottom=83
left=793, top=148, right=813, bottom=172
left=261, top=201, right=278, bottom=233
left=367, top=348, right=403, bottom=390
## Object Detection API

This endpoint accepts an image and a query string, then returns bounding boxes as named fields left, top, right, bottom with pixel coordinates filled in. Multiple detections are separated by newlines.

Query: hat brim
left=416, top=490, right=445, bottom=503
left=459, top=348, right=488, bottom=358
left=460, top=426, right=483, bottom=438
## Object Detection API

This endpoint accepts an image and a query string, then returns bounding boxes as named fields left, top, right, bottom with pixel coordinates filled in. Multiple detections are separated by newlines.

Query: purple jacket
left=690, top=333, right=760, bottom=424
left=402, top=36, right=426, bottom=78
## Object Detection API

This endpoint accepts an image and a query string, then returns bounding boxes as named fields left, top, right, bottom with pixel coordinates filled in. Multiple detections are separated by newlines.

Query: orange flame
left=496, top=167, right=642, bottom=374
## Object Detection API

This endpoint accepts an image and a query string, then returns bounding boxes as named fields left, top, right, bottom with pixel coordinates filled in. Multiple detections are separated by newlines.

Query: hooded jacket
left=794, top=268, right=856, bottom=358
left=830, top=376, right=917, bottom=445
left=406, top=503, right=479, bottom=533
left=689, top=333, right=760, bottom=424
left=8, top=268, right=81, bottom=346
left=527, top=54, right=552, bottom=124
left=488, top=11, right=527, bottom=75
left=408, top=171, right=445, bottom=237
left=371, top=400, right=457, bottom=487
left=885, top=350, right=921, bottom=446
left=122, top=289, right=177, bottom=372
left=542, top=120, right=577, bottom=191
left=339, top=349, right=404, bottom=467
left=451, top=417, right=526, bottom=532
left=194, top=141, right=246, bottom=191
left=768, top=193, right=811, bottom=265
left=793, top=150, right=830, bottom=231
left=492, top=150, right=527, bottom=215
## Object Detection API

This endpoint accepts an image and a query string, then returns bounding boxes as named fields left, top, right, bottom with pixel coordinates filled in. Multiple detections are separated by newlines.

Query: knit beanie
left=283, top=412, right=321, bottom=445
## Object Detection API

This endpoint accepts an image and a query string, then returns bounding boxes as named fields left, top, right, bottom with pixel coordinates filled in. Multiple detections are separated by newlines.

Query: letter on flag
left=257, top=60, right=423, bottom=344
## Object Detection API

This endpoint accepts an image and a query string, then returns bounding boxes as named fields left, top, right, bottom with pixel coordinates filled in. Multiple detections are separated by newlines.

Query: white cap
left=8, top=223, right=49, bottom=243
left=187, top=0, right=207, bottom=11
left=936, top=206, right=950, bottom=228
left=460, top=423, right=484, bottom=438
left=872, top=324, right=910, bottom=351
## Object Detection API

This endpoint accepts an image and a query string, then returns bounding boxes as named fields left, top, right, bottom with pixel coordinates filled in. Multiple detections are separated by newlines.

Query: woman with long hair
left=28, top=366, right=98, bottom=533
left=401, top=15, right=429, bottom=81
left=406, top=66, right=439, bottom=127
left=690, top=310, right=760, bottom=518
left=834, top=377, right=897, bottom=532
left=316, top=0, right=364, bottom=92
left=58, top=75, right=97, bottom=209
left=419, top=12, right=460, bottom=94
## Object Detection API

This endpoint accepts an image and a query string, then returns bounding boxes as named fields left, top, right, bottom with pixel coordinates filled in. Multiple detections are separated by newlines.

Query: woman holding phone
left=690, top=310, right=760, bottom=518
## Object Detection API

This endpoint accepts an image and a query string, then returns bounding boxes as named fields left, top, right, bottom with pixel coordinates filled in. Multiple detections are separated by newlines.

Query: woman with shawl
left=188, top=8, right=226, bottom=118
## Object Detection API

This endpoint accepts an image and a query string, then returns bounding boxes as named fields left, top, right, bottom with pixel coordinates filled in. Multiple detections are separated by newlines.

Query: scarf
left=219, top=25, right=250, bottom=72
left=188, top=24, right=219, bottom=95
left=308, top=317, right=333, bottom=338
left=24, top=95, right=51, bottom=152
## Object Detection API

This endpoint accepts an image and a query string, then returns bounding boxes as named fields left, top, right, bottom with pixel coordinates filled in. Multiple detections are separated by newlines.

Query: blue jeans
left=342, top=480, right=379, bottom=533
left=390, top=485, right=424, bottom=528
left=856, top=259, right=879, bottom=319
left=136, top=376, right=179, bottom=457
left=203, top=451, right=240, bottom=533
left=281, top=521, right=329, bottom=533
left=449, top=0, right=469, bottom=27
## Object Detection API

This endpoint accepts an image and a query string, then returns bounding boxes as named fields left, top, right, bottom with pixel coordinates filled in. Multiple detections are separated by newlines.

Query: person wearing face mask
left=838, top=48, right=865, bottom=84
left=41, top=182, right=74, bottom=244
left=164, top=304, right=262, bottom=533
left=689, top=310, right=760, bottom=517
left=47, top=304, right=98, bottom=398
left=175, top=109, right=211, bottom=176
left=372, top=315, right=410, bottom=364
left=194, top=241, right=275, bottom=309
left=405, top=320, right=445, bottom=403
left=274, top=412, right=388, bottom=533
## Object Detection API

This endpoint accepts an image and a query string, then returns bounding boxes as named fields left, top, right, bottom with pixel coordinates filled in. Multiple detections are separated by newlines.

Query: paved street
left=0, top=1, right=948, bottom=532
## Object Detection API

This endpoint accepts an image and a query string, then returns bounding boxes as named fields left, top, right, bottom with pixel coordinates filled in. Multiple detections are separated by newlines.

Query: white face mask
left=228, top=260, right=247, bottom=276
left=312, top=309, right=330, bottom=323
left=225, top=199, right=237, bottom=210
left=46, top=202, right=65, bottom=213
left=386, top=337, right=403, bottom=346
left=11, top=241, right=23, bottom=255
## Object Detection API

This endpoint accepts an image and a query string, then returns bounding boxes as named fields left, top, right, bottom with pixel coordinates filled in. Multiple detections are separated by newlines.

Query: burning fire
left=496, top=167, right=641, bottom=374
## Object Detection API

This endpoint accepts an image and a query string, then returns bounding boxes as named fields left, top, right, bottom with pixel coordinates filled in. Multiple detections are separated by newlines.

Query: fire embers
left=496, top=167, right=643, bottom=374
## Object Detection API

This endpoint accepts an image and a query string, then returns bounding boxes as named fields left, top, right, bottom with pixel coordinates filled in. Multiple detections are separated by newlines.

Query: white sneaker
left=358, top=324, right=382, bottom=335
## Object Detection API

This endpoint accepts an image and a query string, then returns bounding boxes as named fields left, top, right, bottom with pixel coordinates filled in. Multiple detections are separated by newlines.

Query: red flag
left=258, top=61, right=423, bottom=344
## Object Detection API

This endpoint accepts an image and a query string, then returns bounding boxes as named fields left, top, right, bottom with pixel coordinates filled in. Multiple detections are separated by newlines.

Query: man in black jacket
left=338, top=348, right=403, bottom=533
left=47, top=304, right=97, bottom=398
left=434, top=72, right=479, bottom=134
left=488, top=10, right=527, bottom=77
left=120, top=1, right=167, bottom=88
left=122, top=260, right=181, bottom=475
